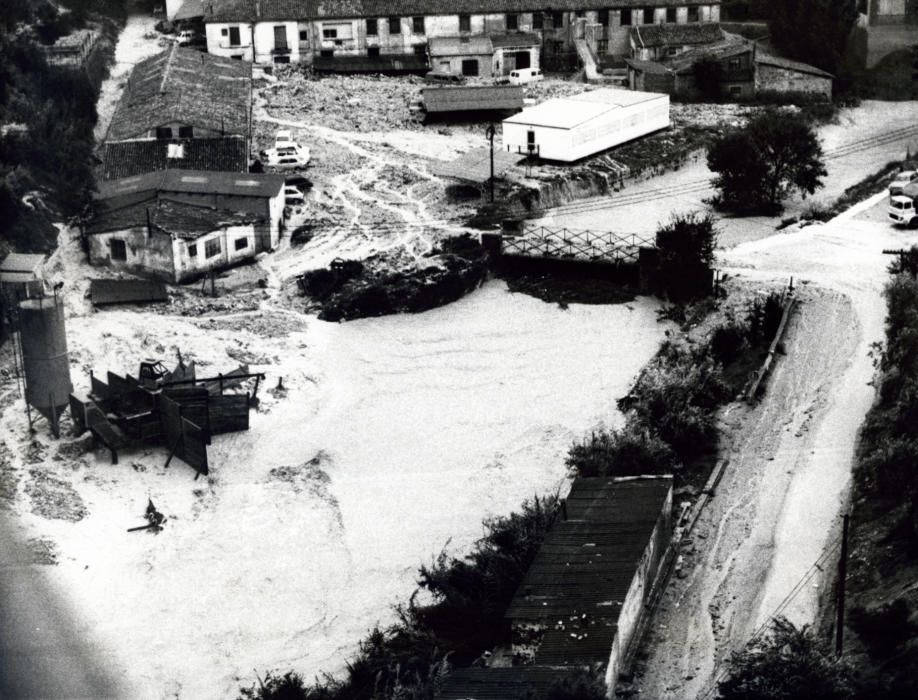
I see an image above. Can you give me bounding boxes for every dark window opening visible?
[552,11,564,28]
[155,126,172,139]
[688,6,700,22]
[389,16,401,34]
[515,50,531,69]
[412,16,425,34]
[188,243,197,257]
[274,55,290,63]
[533,13,543,30]
[205,238,221,258]
[110,239,126,261]
[229,26,240,46]
[366,18,378,36]
[231,54,243,60]
[598,9,609,25]
[299,30,308,41]
[221,28,228,36]
[575,10,585,18]
[323,28,337,39]
[414,43,426,55]
[621,10,632,26]
[274,25,287,49]
[320,49,334,57]
[462,58,478,76]
[459,14,471,32]
[178,125,193,138]
[234,238,248,251]
[666,7,677,23]
[506,13,519,31]
[368,46,380,57]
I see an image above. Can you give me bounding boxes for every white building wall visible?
[503,93,670,162]
[206,22,254,61]
[172,224,259,282]
[254,21,302,64]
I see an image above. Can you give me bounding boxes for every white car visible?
[284,185,305,205]
[889,170,918,196]
[176,30,196,46]
[508,68,544,85]
[263,144,311,169]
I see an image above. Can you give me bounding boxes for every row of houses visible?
[436,476,674,699]
[167,0,725,73]
[90,44,287,283]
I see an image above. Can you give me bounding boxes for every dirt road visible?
[635,194,918,698]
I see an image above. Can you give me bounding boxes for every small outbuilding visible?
[502,88,670,163]
[755,54,834,99]
[0,253,45,302]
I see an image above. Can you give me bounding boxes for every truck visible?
[889,182,918,228]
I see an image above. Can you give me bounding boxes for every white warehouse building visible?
[502,88,670,163]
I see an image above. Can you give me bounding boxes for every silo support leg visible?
[49,394,59,439]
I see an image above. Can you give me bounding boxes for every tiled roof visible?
[667,40,750,73]
[96,169,285,201]
[435,667,569,700]
[174,0,206,20]
[88,198,263,239]
[312,53,427,73]
[624,58,672,75]
[106,45,251,142]
[428,35,493,56]
[204,0,704,22]
[100,138,249,180]
[755,53,834,78]
[632,21,723,48]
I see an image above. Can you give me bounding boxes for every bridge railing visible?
[501,225,655,265]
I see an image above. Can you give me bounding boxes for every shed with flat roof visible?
[502,88,670,163]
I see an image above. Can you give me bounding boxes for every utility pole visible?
[485,124,496,203]
[835,513,850,657]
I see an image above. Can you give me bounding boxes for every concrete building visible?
[868,0,918,25]
[88,170,285,282]
[38,29,99,68]
[502,87,670,162]
[436,476,674,700]
[202,1,723,68]
[102,45,252,180]
[428,33,541,77]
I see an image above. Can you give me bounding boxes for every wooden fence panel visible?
[208,394,249,434]
[179,418,208,476]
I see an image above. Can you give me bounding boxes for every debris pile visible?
[25,468,88,522]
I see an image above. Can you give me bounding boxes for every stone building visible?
[754,54,834,99]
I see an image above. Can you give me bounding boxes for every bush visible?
[849,599,915,659]
[654,213,719,299]
[710,320,750,366]
[566,428,679,477]
[238,672,307,700]
[717,618,858,700]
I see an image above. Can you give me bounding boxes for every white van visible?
[508,68,543,85]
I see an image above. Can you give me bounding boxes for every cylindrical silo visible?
[19,296,72,430]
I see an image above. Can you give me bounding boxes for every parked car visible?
[284,185,305,205]
[508,68,543,85]
[424,70,465,85]
[889,170,918,196]
[262,143,311,169]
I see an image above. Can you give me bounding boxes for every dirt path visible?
[635,194,918,698]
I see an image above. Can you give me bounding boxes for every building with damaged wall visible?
[87,169,285,282]
[202,1,723,68]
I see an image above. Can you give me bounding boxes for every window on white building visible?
[389,16,401,34]
[229,26,241,46]
[412,16,425,34]
[205,238,221,258]
[110,239,126,261]
[459,14,470,32]
[506,13,519,31]
[188,243,197,257]
[367,18,378,35]
[234,238,248,251]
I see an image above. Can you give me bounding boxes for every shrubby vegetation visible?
[0,1,122,255]
[237,496,560,700]
[708,110,827,215]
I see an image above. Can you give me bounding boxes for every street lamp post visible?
[485,124,496,203]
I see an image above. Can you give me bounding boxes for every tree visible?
[708,110,827,214]
[718,618,858,700]
[566,428,679,477]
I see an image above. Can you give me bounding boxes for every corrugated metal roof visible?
[87,198,263,238]
[667,40,751,74]
[632,22,724,49]
[423,85,523,112]
[174,0,206,19]
[490,32,540,48]
[100,137,249,180]
[503,88,666,130]
[435,667,568,700]
[755,53,834,78]
[312,53,427,73]
[96,169,284,201]
[90,279,169,306]
[428,35,493,56]
[106,45,251,142]
[624,58,672,75]
[430,148,524,182]
[0,253,45,275]
[506,476,671,623]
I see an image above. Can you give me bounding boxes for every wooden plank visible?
[68,393,88,435]
[90,375,110,400]
[179,417,208,476]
